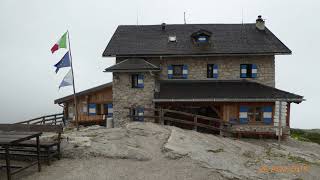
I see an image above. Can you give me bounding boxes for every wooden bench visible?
[0,124,63,165]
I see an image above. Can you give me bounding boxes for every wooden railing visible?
[15,113,64,125]
[127,107,232,135]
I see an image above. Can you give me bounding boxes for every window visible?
[197,36,208,43]
[96,104,103,115]
[172,65,183,78]
[131,74,144,88]
[104,104,113,117]
[207,64,218,78]
[103,104,108,115]
[191,30,212,45]
[247,106,263,123]
[132,107,144,121]
[132,74,139,88]
[81,101,87,114]
[88,104,97,115]
[68,104,74,119]
[240,64,257,78]
[168,65,188,79]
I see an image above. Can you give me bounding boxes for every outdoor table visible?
[0,131,42,180]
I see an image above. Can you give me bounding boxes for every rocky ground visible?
[2,122,320,180]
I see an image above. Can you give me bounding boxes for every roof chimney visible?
[161,23,166,31]
[256,15,265,31]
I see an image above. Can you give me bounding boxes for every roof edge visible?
[104,69,160,72]
[153,98,304,103]
[54,82,112,104]
[103,52,291,58]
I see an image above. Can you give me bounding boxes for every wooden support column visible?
[286,103,291,127]
[193,115,198,131]
[219,122,223,136]
[159,108,164,125]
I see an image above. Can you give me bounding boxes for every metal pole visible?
[67,30,79,130]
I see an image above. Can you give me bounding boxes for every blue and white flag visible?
[54,52,70,73]
[59,69,73,89]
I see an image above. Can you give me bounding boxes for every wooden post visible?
[129,108,133,121]
[160,108,164,125]
[219,121,223,136]
[36,136,41,172]
[193,115,198,131]
[42,117,45,125]
[54,114,57,125]
[5,145,11,180]
[278,101,282,149]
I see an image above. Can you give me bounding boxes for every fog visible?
[0,0,318,128]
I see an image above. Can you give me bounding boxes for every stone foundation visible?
[231,125,290,136]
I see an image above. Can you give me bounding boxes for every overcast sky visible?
[0,0,319,129]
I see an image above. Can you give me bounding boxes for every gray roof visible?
[54,82,112,104]
[103,24,291,57]
[154,80,303,103]
[104,58,160,72]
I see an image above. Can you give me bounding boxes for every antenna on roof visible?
[136,9,139,25]
[184,12,186,24]
[241,8,244,24]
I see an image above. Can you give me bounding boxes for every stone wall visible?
[112,72,156,127]
[231,125,290,136]
[112,55,276,126]
[158,55,275,87]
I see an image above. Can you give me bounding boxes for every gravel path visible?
[14,157,223,180]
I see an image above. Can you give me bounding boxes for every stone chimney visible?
[161,23,166,31]
[256,15,265,31]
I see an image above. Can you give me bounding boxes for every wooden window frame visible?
[172,65,184,79]
[247,106,264,124]
[240,64,253,78]
[207,64,215,78]
[96,104,103,115]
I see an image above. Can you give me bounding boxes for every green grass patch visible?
[288,153,310,164]
[291,128,320,145]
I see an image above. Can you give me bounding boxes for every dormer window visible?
[197,36,208,43]
[191,29,212,45]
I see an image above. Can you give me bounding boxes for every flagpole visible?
[67,30,79,130]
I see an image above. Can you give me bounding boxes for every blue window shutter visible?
[168,65,173,79]
[263,106,273,125]
[138,107,144,122]
[239,106,248,124]
[107,103,113,117]
[137,74,144,88]
[252,64,257,78]
[88,104,96,116]
[240,64,247,78]
[213,64,218,79]
[182,65,188,79]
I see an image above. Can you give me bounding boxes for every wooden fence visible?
[127,107,232,135]
[15,113,64,125]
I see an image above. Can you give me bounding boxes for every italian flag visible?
[51,32,67,53]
